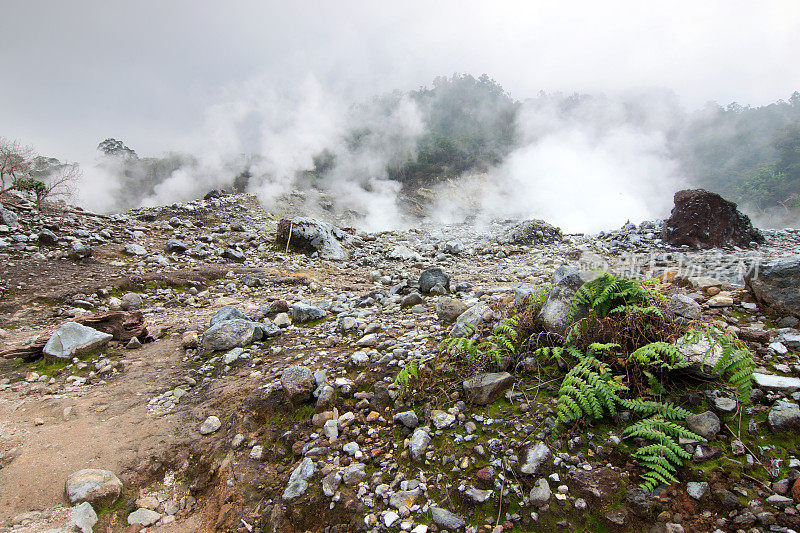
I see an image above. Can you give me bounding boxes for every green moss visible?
[298,317,327,328]
[265,404,316,427]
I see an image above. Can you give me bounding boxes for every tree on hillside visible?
[0,138,79,208]
[97,138,137,159]
[0,138,34,195]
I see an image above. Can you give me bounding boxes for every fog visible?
[3,1,800,232]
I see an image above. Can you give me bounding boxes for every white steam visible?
[76,78,687,234]
[432,94,685,232]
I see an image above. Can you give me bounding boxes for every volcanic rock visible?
[276,217,351,260]
[419,268,450,295]
[745,256,800,318]
[498,219,562,245]
[462,372,514,405]
[662,189,764,249]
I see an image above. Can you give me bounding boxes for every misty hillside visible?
[21,75,800,229]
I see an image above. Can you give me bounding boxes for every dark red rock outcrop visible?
[662,189,764,249]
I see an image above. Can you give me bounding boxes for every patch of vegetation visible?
[417,272,757,492]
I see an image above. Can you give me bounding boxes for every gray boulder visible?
[210,305,249,326]
[685,411,720,440]
[122,243,147,256]
[538,271,599,335]
[127,508,162,526]
[276,217,350,260]
[38,229,58,246]
[463,372,514,405]
[200,416,221,435]
[289,302,327,324]
[449,303,489,337]
[745,256,800,318]
[222,247,245,262]
[65,469,122,506]
[0,205,19,229]
[686,481,709,500]
[201,319,274,352]
[282,458,315,500]
[768,401,800,432]
[419,268,450,295]
[668,294,702,321]
[754,373,800,390]
[69,502,97,533]
[44,322,113,359]
[69,241,93,260]
[529,478,552,507]
[498,219,562,245]
[393,410,419,429]
[165,239,187,253]
[431,507,466,530]
[444,240,464,254]
[387,245,423,262]
[281,365,316,404]
[120,292,143,311]
[409,428,431,462]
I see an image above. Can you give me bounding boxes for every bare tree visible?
[20,162,80,209]
[0,138,34,195]
[1,138,80,209]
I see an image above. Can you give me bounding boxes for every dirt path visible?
[0,337,195,523]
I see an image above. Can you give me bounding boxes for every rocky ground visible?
[0,191,799,533]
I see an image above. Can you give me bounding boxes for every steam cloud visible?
[77,77,688,234]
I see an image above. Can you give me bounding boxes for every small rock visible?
[768,401,800,432]
[200,416,221,435]
[69,502,98,533]
[519,442,552,475]
[394,410,419,429]
[127,508,162,526]
[686,481,709,500]
[281,366,316,404]
[431,507,466,529]
[283,458,315,500]
[529,478,552,507]
[462,372,514,405]
[44,322,113,359]
[685,411,720,440]
[409,428,431,462]
[419,268,450,295]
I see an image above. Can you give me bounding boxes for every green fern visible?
[439,323,479,359]
[617,398,693,420]
[624,415,704,491]
[525,284,553,313]
[481,316,520,367]
[439,316,520,368]
[393,360,419,395]
[556,352,628,423]
[681,327,755,402]
[629,342,690,370]
[533,345,582,365]
[569,273,666,321]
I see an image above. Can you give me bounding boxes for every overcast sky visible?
[3,0,800,163]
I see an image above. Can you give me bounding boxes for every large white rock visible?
[754,373,800,390]
[65,469,122,506]
[44,322,113,359]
